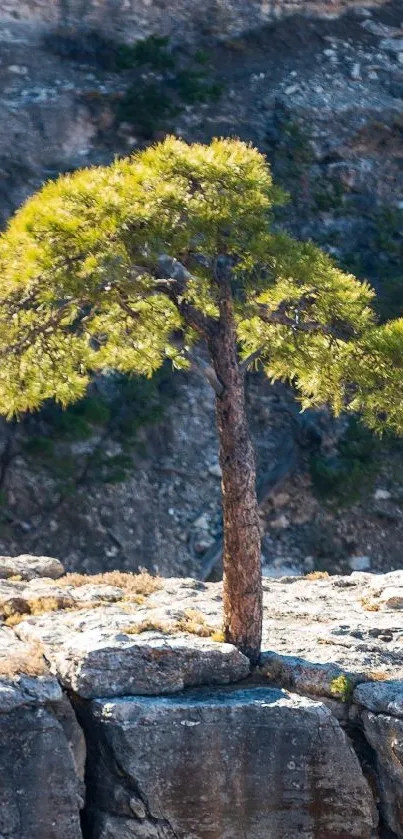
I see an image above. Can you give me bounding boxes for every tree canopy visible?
[0,135,402,432]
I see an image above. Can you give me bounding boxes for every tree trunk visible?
[208,286,262,664]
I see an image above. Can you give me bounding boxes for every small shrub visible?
[116,36,175,71]
[329,674,354,702]
[117,82,179,138]
[310,417,378,504]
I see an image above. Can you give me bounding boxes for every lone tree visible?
[1,138,403,662]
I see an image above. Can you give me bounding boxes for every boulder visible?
[0,554,65,581]
[77,685,377,839]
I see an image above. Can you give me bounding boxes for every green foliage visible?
[117,41,223,137]
[43,29,175,73]
[329,674,353,703]
[310,418,377,503]
[23,436,55,458]
[45,30,222,138]
[342,205,403,322]
[171,70,223,104]
[0,137,402,438]
[312,178,346,213]
[117,83,179,138]
[22,367,173,489]
[115,36,175,71]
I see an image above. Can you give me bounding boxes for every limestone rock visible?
[0,553,64,581]
[14,571,403,697]
[361,711,403,836]
[0,628,84,838]
[78,685,377,839]
[354,680,403,718]
[0,703,83,839]
[0,625,61,712]
[0,0,385,45]
[17,606,249,698]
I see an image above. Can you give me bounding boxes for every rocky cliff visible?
[0,0,389,42]
[0,0,402,580]
[2,554,403,837]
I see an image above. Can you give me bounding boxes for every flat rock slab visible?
[12,570,403,698]
[142,574,403,693]
[17,606,249,698]
[0,576,126,615]
[0,553,64,580]
[79,685,377,839]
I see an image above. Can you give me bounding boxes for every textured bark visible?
[208,285,262,663]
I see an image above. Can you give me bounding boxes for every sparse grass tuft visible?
[0,642,47,678]
[4,613,27,627]
[305,571,329,580]
[28,595,75,615]
[210,629,226,643]
[59,570,161,597]
[361,597,380,612]
[175,608,215,637]
[3,594,74,625]
[126,618,173,635]
[123,609,221,640]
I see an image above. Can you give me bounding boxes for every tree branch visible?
[257,303,355,340]
[0,300,80,359]
[186,351,224,397]
[157,255,217,339]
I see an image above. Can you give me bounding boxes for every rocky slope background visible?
[0,0,403,578]
[2,554,403,838]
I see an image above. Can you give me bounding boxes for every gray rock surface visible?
[0,704,83,839]
[13,571,403,699]
[0,617,84,837]
[362,711,403,837]
[0,553,65,580]
[3,569,403,836]
[17,605,249,697]
[79,685,377,839]
[354,680,403,717]
[0,0,385,44]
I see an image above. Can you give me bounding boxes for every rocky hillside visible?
[1,554,403,837]
[0,0,402,578]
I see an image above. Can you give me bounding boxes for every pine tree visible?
[1,137,402,662]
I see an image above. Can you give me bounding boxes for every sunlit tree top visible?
[0,135,402,433]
